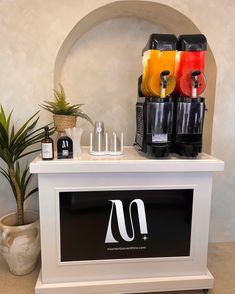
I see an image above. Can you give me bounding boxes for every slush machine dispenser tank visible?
[141,34,177,97]
[174,34,207,97]
[174,34,207,157]
[136,34,177,158]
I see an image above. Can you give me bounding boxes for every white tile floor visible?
[0,243,234,294]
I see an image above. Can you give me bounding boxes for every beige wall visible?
[60,17,169,146]
[0,0,234,242]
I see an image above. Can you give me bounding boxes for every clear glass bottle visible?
[41,126,54,160]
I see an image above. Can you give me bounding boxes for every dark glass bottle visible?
[57,135,73,159]
[41,126,54,160]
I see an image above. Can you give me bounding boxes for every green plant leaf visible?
[10,125,15,143]
[0,166,10,181]
[3,149,13,168]
[6,110,13,133]
[0,167,17,201]
[20,164,30,197]
[11,116,39,147]
[0,122,10,148]
[24,187,38,202]
[17,148,41,160]
[39,84,93,122]
[10,111,39,147]
[15,162,21,187]
[77,112,94,126]
[0,105,7,128]
[0,106,43,224]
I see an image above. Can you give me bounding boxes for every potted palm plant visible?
[0,105,52,275]
[40,84,93,134]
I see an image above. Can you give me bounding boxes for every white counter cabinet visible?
[30,147,224,294]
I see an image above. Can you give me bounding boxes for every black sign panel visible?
[59,189,193,262]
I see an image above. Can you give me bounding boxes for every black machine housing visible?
[135,96,174,158]
[173,97,206,157]
[135,96,205,158]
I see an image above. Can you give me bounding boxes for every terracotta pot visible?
[53,114,77,133]
[0,210,40,275]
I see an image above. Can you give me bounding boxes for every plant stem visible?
[8,168,24,225]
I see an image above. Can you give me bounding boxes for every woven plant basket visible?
[53,114,77,133]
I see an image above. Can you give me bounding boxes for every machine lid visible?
[177,34,207,51]
[142,34,177,54]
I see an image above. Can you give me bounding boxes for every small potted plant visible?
[0,106,52,275]
[40,84,93,134]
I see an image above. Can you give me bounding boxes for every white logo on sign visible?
[105,199,148,243]
[62,140,69,148]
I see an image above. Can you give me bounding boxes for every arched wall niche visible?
[54,0,216,153]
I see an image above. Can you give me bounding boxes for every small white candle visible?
[90,133,93,153]
[114,132,117,153]
[105,133,108,152]
[121,132,124,153]
[98,132,101,152]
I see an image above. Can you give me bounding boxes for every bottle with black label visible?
[57,135,73,159]
[41,126,54,160]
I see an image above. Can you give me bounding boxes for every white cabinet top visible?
[30,147,224,174]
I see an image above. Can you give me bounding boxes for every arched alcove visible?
[54,0,216,152]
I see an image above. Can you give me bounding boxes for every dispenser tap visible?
[160,70,170,98]
[191,70,201,98]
